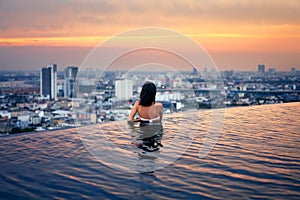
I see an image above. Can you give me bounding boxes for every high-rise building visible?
[224,70,234,79]
[40,64,57,100]
[258,64,265,73]
[291,67,296,73]
[268,68,276,73]
[193,67,198,75]
[115,79,133,100]
[64,66,78,98]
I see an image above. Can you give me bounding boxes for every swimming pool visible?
[0,103,299,199]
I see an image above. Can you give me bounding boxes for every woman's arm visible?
[127,101,139,122]
[151,103,163,123]
[159,104,163,122]
[158,103,163,122]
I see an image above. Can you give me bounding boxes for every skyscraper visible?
[115,79,133,100]
[291,67,296,73]
[64,66,78,98]
[268,68,276,73]
[258,64,265,73]
[40,64,57,100]
[193,67,198,75]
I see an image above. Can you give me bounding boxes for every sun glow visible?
[0,36,111,47]
[0,0,299,70]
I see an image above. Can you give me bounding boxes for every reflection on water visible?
[0,103,300,199]
[77,112,196,173]
[128,123,164,173]
[129,122,163,152]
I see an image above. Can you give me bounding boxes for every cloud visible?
[0,0,299,38]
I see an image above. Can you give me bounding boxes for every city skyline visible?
[0,0,299,71]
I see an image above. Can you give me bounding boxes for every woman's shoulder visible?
[154,102,163,108]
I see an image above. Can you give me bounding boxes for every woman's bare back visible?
[137,102,163,120]
[128,100,163,122]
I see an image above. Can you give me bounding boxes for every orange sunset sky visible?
[0,0,299,71]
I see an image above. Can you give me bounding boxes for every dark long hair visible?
[139,82,156,106]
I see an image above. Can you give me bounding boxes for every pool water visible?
[0,103,299,199]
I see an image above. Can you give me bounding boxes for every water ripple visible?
[0,103,300,199]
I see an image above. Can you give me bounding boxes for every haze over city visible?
[0,0,299,71]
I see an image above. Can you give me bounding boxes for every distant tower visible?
[258,64,265,73]
[291,67,296,73]
[193,67,198,75]
[224,69,234,79]
[40,64,57,100]
[64,66,78,98]
[115,79,133,100]
[268,68,276,73]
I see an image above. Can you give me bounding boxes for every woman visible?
[128,82,163,123]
